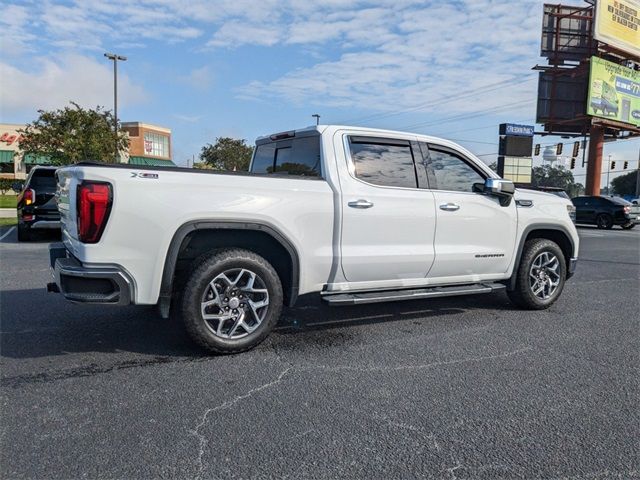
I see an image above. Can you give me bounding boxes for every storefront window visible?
[143,132,169,158]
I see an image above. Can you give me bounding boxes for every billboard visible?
[594,0,640,58]
[587,56,640,127]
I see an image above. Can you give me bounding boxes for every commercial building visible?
[0,121,175,180]
[120,122,175,167]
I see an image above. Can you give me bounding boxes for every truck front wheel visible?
[507,239,566,310]
[181,248,283,354]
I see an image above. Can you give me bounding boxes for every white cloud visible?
[2,0,588,122]
[0,4,37,56]
[234,0,550,119]
[174,114,203,123]
[0,54,148,120]
[178,66,214,91]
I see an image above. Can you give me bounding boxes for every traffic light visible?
[556,143,563,155]
[534,144,540,156]
[624,161,629,170]
[570,158,576,169]
[611,161,616,170]
[572,141,580,158]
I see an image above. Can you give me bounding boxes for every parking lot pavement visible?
[1,227,638,479]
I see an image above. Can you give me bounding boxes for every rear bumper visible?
[48,243,133,305]
[30,220,61,230]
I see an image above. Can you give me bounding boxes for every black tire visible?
[180,248,283,354]
[507,239,566,310]
[17,224,31,242]
[621,223,635,230]
[596,214,613,230]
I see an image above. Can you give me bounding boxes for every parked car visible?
[571,195,638,229]
[16,166,60,241]
[48,125,579,354]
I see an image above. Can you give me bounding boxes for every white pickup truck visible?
[49,125,579,354]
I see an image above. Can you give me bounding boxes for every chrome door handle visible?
[439,203,460,211]
[348,199,374,209]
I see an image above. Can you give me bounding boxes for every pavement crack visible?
[309,346,533,374]
[190,367,293,479]
[187,346,532,478]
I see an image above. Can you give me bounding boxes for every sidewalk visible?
[0,208,16,219]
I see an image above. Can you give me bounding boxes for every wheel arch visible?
[508,224,576,290]
[159,220,300,318]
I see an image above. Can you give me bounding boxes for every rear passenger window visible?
[348,138,417,189]
[251,136,321,176]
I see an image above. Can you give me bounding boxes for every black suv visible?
[571,195,635,230]
[16,166,60,241]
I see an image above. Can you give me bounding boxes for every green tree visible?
[18,102,129,165]
[532,164,583,197]
[0,178,13,195]
[611,170,639,197]
[199,137,253,171]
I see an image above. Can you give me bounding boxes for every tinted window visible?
[426,148,484,192]
[29,169,56,191]
[572,197,586,206]
[349,139,417,189]
[251,144,275,173]
[251,136,321,177]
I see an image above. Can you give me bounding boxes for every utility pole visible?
[104,52,127,162]
[607,154,612,195]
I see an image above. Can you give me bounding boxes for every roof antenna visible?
[312,114,320,126]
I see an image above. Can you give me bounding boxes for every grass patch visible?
[0,195,17,208]
[0,217,17,227]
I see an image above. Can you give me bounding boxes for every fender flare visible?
[508,223,576,290]
[158,220,301,316]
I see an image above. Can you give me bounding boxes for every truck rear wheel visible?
[180,248,283,354]
[507,239,566,310]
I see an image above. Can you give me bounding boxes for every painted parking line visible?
[0,227,15,241]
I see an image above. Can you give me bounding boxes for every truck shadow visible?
[0,287,515,362]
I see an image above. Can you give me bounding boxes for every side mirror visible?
[481,178,514,206]
[483,178,515,195]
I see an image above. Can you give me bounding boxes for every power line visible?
[339,76,537,125]
[401,99,535,131]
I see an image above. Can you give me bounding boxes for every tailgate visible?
[55,167,79,241]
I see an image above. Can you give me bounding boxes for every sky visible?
[0,0,638,187]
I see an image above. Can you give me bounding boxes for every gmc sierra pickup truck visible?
[49,125,579,354]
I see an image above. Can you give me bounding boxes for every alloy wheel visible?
[528,251,561,300]
[200,268,269,339]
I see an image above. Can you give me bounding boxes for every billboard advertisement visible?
[587,56,640,127]
[593,0,640,58]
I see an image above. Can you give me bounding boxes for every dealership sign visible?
[587,56,640,127]
[499,123,535,137]
[594,0,640,58]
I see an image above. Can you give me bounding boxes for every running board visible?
[322,283,506,306]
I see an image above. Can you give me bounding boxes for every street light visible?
[104,52,127,162]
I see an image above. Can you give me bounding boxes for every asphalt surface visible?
[1,226,638,479]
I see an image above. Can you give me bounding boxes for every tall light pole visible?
[104,52,127,162]
[607,154,612,195]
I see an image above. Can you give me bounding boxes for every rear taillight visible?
[23,188,35,206]
[77,182,112,243]
[624,206,631,214]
